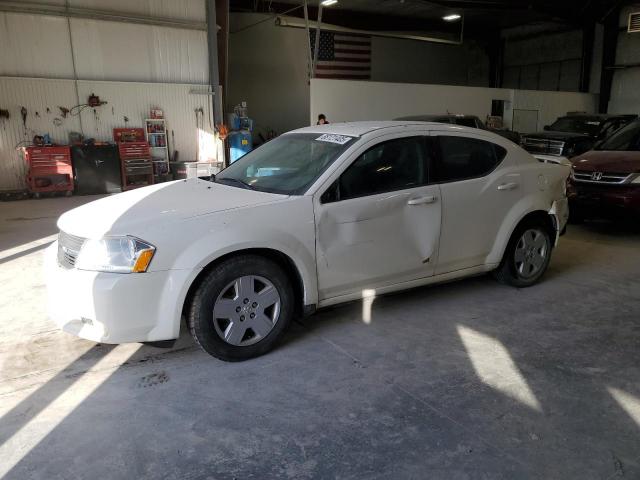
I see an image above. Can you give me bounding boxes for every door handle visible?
[407,195,437,205]
[497,182,518,191]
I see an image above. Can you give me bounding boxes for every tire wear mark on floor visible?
[137,371,170,389]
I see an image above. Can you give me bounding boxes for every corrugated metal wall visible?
[0,77,216,191]
[502,30,584,92]
[608,5,640,114]
[0,12,208,84]
[69,0,205,22]
[0,1,216,192]
[0,78,80,191]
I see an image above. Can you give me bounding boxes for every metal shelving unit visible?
[145,118,170,177]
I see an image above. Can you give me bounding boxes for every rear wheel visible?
[494,221,552,287]
[188,255,294,361]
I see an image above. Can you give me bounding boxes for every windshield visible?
[596,121,640,151]
[548,117,602,136]
[215,133,356,195]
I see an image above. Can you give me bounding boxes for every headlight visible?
[75,236,156,273]
[632,174,640,184]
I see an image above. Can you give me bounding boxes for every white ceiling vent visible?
[629,12,640,33]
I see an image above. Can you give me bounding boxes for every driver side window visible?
[321,136,427,203]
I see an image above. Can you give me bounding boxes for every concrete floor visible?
[0,196,639,480]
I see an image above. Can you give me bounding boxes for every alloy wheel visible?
[212,275,281,346]
[513,228,549,279]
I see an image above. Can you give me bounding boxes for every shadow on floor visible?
[2,268,639,479]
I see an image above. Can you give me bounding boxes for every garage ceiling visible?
[231,0,623,34]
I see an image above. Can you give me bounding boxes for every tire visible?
[188,255,294,361]
[493,220,553,288]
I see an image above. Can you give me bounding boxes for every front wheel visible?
[188,255,294,361]
[493,222,552,287]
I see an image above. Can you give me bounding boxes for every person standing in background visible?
[317,114,329,125]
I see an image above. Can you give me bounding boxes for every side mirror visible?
[543,125,551,131]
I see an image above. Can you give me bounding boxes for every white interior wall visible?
[0,77,216,191]
[310,78,598,133]
[227,13,311,140]
[512,90,598,130]
[310,78,512,124]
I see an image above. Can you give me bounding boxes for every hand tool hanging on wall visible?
[171,130,176,161]
[59,106,69,118]
[20,107,27,129]
[0,109,9,130]
[69,94,107,117]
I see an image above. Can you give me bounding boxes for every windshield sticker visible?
[315,134,353,145]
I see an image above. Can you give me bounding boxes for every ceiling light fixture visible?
[321,0,338,6]
[443,14,461,21]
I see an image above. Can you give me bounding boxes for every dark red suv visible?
[568,120,640,220]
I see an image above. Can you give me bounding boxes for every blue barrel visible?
[229,130,253,163]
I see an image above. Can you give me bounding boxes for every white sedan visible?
[46,121,569,361]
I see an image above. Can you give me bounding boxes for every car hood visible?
[58,179,288,238]
[524,131,591,141]
[571,150,640,173]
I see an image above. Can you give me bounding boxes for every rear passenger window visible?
[435,136,506,182]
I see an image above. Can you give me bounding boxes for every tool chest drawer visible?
[118,142,151,160]
[113,128,154,191]
[22,146,73,195]
[123,160,153,175]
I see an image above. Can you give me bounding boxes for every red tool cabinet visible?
[23,146,74,197]
[113,128,154,191]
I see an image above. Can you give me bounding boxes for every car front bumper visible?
[550,197,569,243]
[44,242,193,344]
[568,184,640,216]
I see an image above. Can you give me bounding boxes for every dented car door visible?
[314,134,442,301]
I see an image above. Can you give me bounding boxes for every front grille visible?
[57,231,86,269]
[522,137,565,156]
[572,170,633,185]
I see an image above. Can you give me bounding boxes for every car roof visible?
[396,114,477,121]
[561,114,637,120]
[290,121,438,137]
[287,120,512,146]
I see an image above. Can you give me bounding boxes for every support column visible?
[488,33,504,88]
[599,8,620,113]
[206,0,223,125]
[580,22,595,93]
[216,0,229,114]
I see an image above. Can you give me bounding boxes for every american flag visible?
[310,30,371,80]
